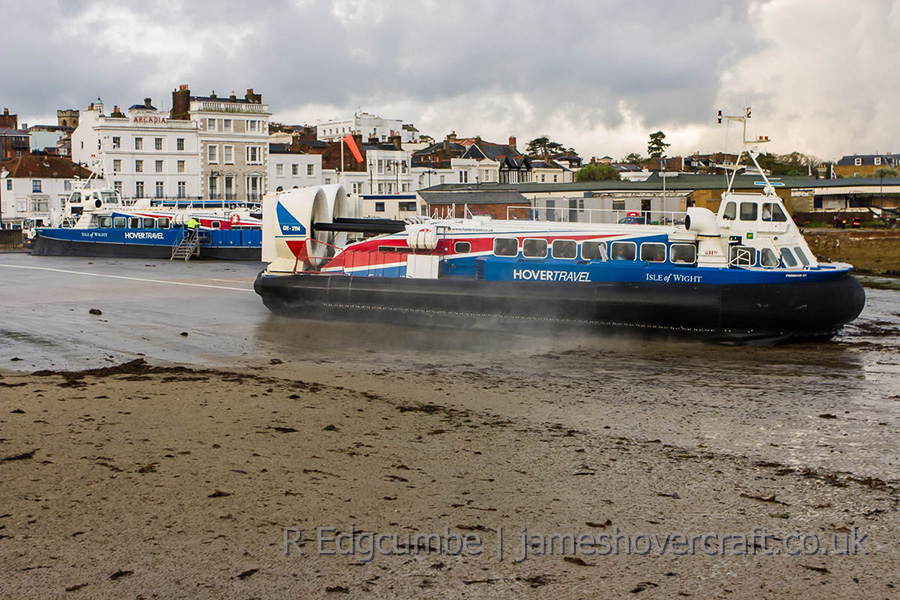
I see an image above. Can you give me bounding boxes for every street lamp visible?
[0,167,9,229]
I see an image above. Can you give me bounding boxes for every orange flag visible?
[344,135,363,164]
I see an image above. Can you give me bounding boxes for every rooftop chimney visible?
[509,136,517,148]
[144,97,152,108]
[171,85,191,120]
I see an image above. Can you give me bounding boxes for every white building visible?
[268,145,323,191]
[0,155,95,228]
[317,112,419,144]
[72,98,201,202]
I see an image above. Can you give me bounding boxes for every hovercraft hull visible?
[254,271,866,344]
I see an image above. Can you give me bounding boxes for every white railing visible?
[506,205,687,226]
[194,101,269,114]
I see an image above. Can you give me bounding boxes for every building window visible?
[307,164,314,176]
[154,138,163,151]
[292,164,299,176]
[207,118,216,131]
[155,181,164,198]
[248,120,260,132]
[208,145,218,163]
[113,159,121,173]
[209,176,218,198]
[32,180,42,193]
[176,138,185,151]
[246,146,262,164]
[155,160,163,173]
[460,171,468,183]
[177,181,186,198]
[5,180,10,191]
[223,145,234,164]
[177,160,185,174]
[377,160,384,174]
[114,181,123,196]
[375,202,385,212]
[875,157,882,166]
[31,197,49,212]
[224,176,234,199]
[112,136,121,149]
[135,181,144,197]
[135,160,143,173]
[399,201,417,212]
[854,158,862,166]
[134,137,143,150]
[352,182,363,194]
[276,164,284,177]
[378,183,384,193]
[223,119,233,132]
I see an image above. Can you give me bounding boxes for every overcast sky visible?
[2,0,899,162]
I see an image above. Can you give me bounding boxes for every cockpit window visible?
[760,248,779,267]
[793,246,810,266]
[781,248,798,267]
[762,202,787,222]
[739,202,758,221]
[723,202,737,220]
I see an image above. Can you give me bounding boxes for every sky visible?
[2,0,899,162]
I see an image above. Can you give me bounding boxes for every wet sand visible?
[1,255,899,598]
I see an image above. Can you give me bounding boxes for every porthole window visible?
[454,241,471,254]
[522,238,548,258]
[493,238,518,257]
[640,242,667,262]
[552,239,577,259]
[670,243,696,264]
[581,241,607,261]
[211,221,222,229]
[610,241,636,261]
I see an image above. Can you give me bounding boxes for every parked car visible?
[618,215,648,225]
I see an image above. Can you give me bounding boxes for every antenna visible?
[716,108,774,195]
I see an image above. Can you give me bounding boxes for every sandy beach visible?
[1,255,899,598]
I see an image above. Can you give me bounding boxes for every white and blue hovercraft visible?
[254,116,865,344]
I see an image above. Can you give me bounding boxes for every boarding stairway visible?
[171,229,200,261]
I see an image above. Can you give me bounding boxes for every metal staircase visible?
[171,229,200,261]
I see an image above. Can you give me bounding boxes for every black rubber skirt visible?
[254,272,866,344]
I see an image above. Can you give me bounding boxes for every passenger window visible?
[522,238,548,258]
[670,243,696,264]
[128,217,140,228]
[760,248,780,267]
[723,202,737,220]
[729,245,756,266]
[581,241,607,261]
[781,248,798,267]
[739,202,758,221]
[113,217,126,228]
[71,192,82,204]
[552,239,577,259]
[640,242,666,262]
[610,241,636,261]
[142,218,155,228]
[157,218,170,229]
[493,238,518,257]
[454,241,471,254]
[98,216,112,228]
[794,246,810,266]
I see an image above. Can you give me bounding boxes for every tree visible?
[874,167,899,195]
[419,134,435,145]
[526,135,565,159]
[269,122,287,134]
[575,163,621,182]
[647,131,670,159]
[621,152,645,166]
